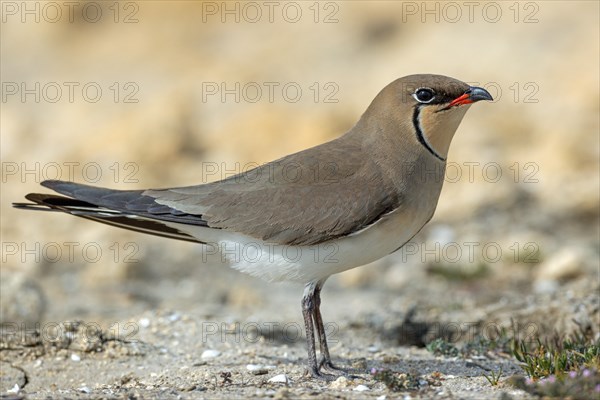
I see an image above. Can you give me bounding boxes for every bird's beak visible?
[447,86,493,108]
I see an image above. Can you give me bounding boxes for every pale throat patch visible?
[418,105,470,159]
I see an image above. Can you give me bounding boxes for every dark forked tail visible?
[13,180,208,244]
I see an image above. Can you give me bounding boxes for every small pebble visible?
[329,376,351,389]
[246,364,276,371]
[354,384,369,391]
[273,388,291,399]
[168,313,181,322]
[268,374,289,383]
[535,247,586,282]
[201,349,221,359]
[382,354,400,363]
[78,386,91,394]
[247,364,275,375]
[71,353,81,362]
[368,345,380,353]
[139,318,150,328]
[352,358,368,370]
[177,384,197,391]
[533,280,559,293]
[7,384,19,394]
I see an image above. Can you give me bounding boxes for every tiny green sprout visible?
[483,367,503,386]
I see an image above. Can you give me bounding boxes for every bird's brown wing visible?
[145,137,402,246]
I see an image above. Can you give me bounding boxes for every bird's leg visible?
[312,281,336,370]
[312,281,363,376]
[301,282,336,380]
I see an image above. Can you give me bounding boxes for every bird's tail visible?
[14,181,205,244]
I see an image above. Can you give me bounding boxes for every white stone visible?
[354,384,370,391]
[7,384,19,394]
[246,364,275,371]
[535,248,586,282]
[268,374,289,383]
[367,345,380,353]
[200,349,221,359]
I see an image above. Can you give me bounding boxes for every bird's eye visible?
[413,88,435,103]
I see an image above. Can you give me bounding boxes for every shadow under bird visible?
[15,74,493,379]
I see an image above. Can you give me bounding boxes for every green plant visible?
[509,327,600,399]
[510,368,600,400]
[511,331,599,379]
[482,367,503,386]
[426,338,459,357]
[462,328,513,356]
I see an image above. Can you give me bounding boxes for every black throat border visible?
[412,105,446,162]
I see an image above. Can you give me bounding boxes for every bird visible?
[14,74,493,379]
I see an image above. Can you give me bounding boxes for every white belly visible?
[169,203,434,284]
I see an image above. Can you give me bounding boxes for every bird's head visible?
[364,74,493,161]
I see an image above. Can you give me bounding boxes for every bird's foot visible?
[305,359,363,381]
[318,358,366,378]
[305,366,339,381]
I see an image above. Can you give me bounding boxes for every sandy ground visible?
[0,288,536,400]
[1,1,599,399]
[1,241,597,399]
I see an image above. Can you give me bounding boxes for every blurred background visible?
[1,1,598,340]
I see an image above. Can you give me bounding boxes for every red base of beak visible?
[448,93,474,107]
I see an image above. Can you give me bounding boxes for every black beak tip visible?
[468,86,493,102]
